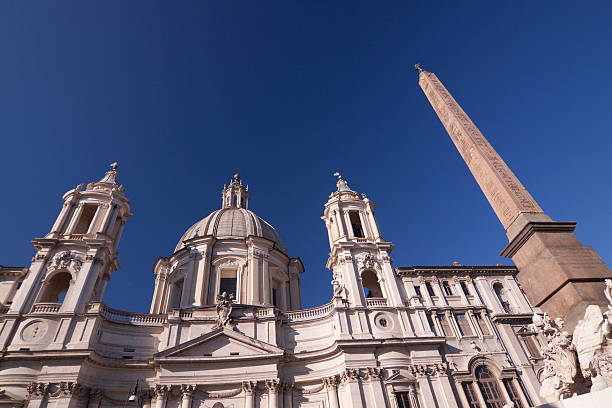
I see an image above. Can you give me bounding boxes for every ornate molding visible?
[180,384,195,396]
[26,383,48,399]
[153,385,169,397]
[265,379,280,392]
[49,251,83,273]
[242,381,257,395]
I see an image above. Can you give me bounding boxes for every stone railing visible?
[284,302,334,322]
[100,305,167,326]
[31,303,61,313]
[366,298,388,308]
[255,308,275,318]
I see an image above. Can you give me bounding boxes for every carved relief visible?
[26,383,48,399]
[530,313,587,401]
[357,253,378,271]
[21,320,48,342]
[49,251,83,273]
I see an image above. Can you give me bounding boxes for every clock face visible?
[21,320,48,342]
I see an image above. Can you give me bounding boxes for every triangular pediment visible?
[385,369,416,383]
[155,327,283,360]
[0,390,23,406]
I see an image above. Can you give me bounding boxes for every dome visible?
[175,207,287,254]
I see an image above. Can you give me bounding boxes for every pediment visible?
[385,370,416,383]
[0,390,23,406]
[155,328,283,360]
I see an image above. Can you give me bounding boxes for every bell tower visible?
[323,174,404,308]
[8,163,131,315]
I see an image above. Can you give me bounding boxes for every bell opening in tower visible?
[348,210,364,238]
[73,204,98,234]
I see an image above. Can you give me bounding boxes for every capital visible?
[242,381,257,395]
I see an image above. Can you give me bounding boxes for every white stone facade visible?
[0,169,546,408]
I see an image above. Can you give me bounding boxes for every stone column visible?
[323,376,340,408]
[180,385,195,408]
[50,201,72,235]
[194,249,208,306]
[266,380,279,408]
[365,368,387,408]
[243,381,256,408]
[65,203,85,234]
[282,383,294,408]
[340,369,364,407]
[262,252,271,305]
[416,371,436,408]
[154,385,168,408]
[140,390,153,408]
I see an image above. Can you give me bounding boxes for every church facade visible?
[0,168,546,408]
[5,68,604,408]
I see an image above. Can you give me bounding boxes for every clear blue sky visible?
[1,2,611,311]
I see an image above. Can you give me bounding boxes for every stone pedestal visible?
[502,221,612,329]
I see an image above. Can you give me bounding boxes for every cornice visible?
[500,221,577,257]
[396,265,518,277]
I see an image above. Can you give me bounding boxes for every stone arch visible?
[361,269,383,298]
[38,270,73,303]
[466,355,504,378]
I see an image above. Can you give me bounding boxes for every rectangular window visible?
[475,313,491,335]
[272,287,278,307]
[414,285,422,298]
[462,383,482,408]
[438,314,453,336]
[460,281,471,295]
[426,313,436,334]
[442,281,453,296]
[503,379,525,408]
[395,392,411,408]
[425,282,435,297]
[455,313,474,336]
[523,336,541,358]
[73,204,98,234]
[219,277,237,299]
[348,211,365,238]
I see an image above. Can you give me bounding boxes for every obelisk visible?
[417,65,612,327]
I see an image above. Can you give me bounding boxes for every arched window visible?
[361,270,383,298]
[39,272,71,303]
[475,367,506,408]
[493,283,512,313]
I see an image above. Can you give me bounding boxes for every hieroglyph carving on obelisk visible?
[418,69,543,230]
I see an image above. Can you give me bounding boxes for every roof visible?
[175,207,287,254]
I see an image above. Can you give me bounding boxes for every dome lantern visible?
[222,173,249,209]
